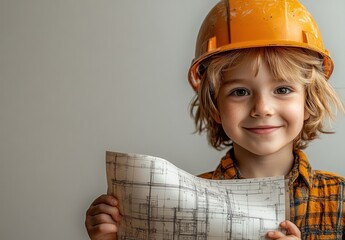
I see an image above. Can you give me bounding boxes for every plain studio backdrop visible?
[1,0,344,239]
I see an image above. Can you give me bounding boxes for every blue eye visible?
[230,88,250,96]
[275,87,292,94]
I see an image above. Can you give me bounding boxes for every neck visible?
[232,144,295,178]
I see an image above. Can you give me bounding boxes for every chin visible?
[238,143,290,157]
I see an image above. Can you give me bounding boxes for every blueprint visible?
[106,151,288,240]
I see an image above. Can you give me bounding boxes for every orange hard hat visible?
[188,0,334,91]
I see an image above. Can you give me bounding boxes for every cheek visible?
[219,103,245,123]
[283,103,306,128]
[219,104,246,135]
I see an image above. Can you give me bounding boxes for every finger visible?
[85,211,121,234]
[91,194,118,207]
[87,202,119,216]
[266,230,286,239]
[280,220,301,238]
[87,204,122,222]
[87,213,116,227]
[88,223,119,237]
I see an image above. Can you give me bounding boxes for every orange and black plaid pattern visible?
[198,150,345,239]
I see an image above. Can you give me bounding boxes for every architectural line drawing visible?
[106,151,288,240]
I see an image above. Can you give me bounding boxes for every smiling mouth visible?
[244,126,281,134]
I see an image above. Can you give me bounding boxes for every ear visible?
[304,108,310,121]
[212,110,222,124]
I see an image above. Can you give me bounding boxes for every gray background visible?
[1,0,344,239]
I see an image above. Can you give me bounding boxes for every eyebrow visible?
[221,78,248,85]
[222,77,289,85]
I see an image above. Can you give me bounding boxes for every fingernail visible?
[280,220,287,227]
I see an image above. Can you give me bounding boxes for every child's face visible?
[216,58,309,156]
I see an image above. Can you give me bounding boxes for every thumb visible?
[280,220,301,238]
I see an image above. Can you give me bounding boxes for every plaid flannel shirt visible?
[198,149,345,239]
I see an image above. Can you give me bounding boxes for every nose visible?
[250,93,275,118]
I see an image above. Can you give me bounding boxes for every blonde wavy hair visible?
[190,47,344,150]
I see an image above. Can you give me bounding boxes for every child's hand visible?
[266,220,301,239]
[85,194,122,240]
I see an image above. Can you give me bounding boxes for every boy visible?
[85,0,345,239]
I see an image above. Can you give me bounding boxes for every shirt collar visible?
[219,149,313,188]
[287,150,313,189]
[219,148,242,179]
